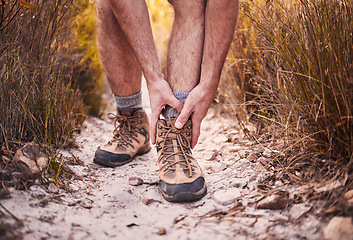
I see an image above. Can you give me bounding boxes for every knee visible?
[173,0,206,18]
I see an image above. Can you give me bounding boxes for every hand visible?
[175,84,217,149]
[147,79,183,144]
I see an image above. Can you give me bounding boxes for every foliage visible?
[219,0,353,178]
[0,0,87,182]
[72,0,105,116]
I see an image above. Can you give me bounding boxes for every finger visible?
[167,96,183,113]
[175,101,192,129]
[150,110,159,145]
[191,116,201,149]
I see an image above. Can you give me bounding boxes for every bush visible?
[219,0,353,178]
[0,0,87,174]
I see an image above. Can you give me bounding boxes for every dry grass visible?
[219,0,353,183]
[0,0,88,188]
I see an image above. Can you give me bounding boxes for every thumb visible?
[175,102,192,129]
[167,96,183,114]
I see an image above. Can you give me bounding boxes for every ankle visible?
[115,91,143,111]
[164,92,189,119]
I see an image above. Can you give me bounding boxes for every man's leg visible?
[175,0,239,148]
[93,0,150,167]
[95,0,142,98]
[156,0,239,202]
[156,0,207,202]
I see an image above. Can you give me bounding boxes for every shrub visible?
[0,0,87,178]
[219,0,353,178]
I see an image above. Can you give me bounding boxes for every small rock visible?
[212,134,229,144]
[256,195,288,210]
[69,184,79,192]
[258,157,271,166]
[322,217,353,240]
[209,162,228,173]
[156,227,166,235]
[142,197,161,205]
[262,148,272,158]
[238,150,247,159]
[29,185,48,195]
[235,217,257,227]
[213,188,242,206]
[14,141,48,174]
[247,153,258,162]
[290,203,311,220]
[344,189,353,204]
[315,180,342,193]
[129,177,144,186]
[48,183,59,194]
[204,150,218,161]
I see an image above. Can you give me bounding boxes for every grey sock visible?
[164,92,189,119]
[115,91,143,111]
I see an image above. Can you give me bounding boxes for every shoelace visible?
[158,118,194,178]
[108,112,141,149]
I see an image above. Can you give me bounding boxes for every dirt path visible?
[2,83,325,239]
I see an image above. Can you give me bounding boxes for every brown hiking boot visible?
[156,117,207,202]
[94,109,151,167]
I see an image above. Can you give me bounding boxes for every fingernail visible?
[175,121,183,129]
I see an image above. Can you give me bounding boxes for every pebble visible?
[233,217,257,227]
[14,141,48,174]
[262,148,272,158]
[212,134,229,144]
[290,203,312,220]
[156,227,166,235]
[315,180,342,193]
[238,150,247,159]
[210,162,228,173]
[256,195,288,210]
[48,183,59,194]
[212,188,242,206]
[128,177,144,186]
[247,153,258,162]
[204,150,218,161]
[344,189,353,203]
[322,217,353,240]
[258,157,271,166]
[29,185,48,195]
[69,184,79,192]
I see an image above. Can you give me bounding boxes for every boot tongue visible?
[119,110,133,117]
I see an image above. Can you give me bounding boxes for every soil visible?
[1,83,329,240]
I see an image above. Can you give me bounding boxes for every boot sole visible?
[159,183,207,202]
[93,144,151,167]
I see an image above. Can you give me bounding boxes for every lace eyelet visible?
[158,133,162,137]
[137,121,142,124]
[187,125,192,129]
[158,125,162,129]
[186,132,190,136]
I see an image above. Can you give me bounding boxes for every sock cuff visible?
[173,92,189,103]
[115,91,143,110]
[165,92,190,118]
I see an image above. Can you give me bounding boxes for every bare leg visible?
[95,0,141,97]
[175,0,240,148]
[167,0,206,91]
[200,0,239,92]
[96,0,182,143]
